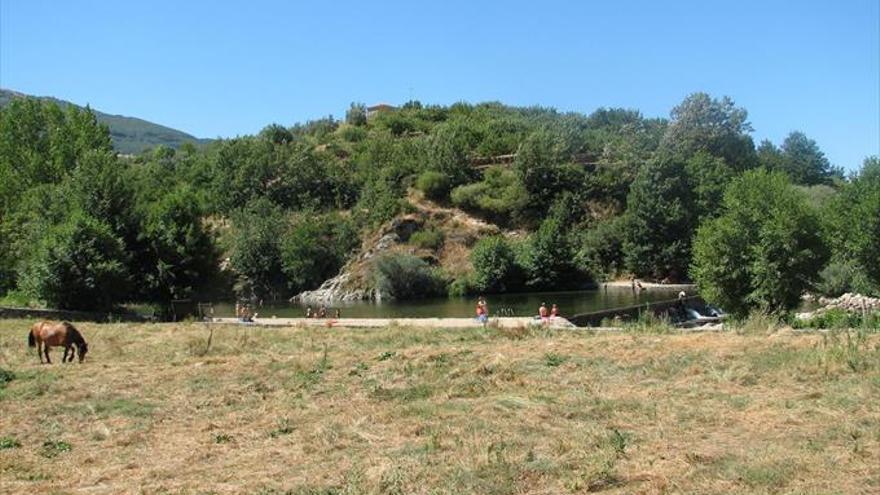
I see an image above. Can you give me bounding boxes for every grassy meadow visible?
[0,319,878,494]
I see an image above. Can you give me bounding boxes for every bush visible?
[519,199,583,290]
[416,171,452,200]
[470,236,523,293]
[450,167,528,224]
[815,260,859,297]
[793,309,880,330]
[373,253,446,300]
[20,212,130,310]
[229,198,287,299]
[409,229,444,250]
[824,157,880,295]
[691,169,829,316]
[576,216,626,281]
[447,277,474,297]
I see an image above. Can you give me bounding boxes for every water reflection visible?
[212,287,682,319]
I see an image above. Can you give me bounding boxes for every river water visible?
[209,286,684,319]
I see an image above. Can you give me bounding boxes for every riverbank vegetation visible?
[0,319,877,493]
[1,94,877,315]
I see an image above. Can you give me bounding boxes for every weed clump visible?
[0,436,21,449]
[40,439,71,458]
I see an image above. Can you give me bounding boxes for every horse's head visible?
[77,341,89,362]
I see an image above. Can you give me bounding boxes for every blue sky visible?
[1,0,878,170]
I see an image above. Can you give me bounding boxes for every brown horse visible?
[27,321,88,364]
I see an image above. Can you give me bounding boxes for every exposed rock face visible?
[293,216,426,304]
[294,271,381,304]
[294,193,501,304]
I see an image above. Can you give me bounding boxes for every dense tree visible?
[345,102,368,126]
[622,158,696,281]
[138,186,220,302]
[450,166,528,225]
[684,151,735,221]
[575,215,626,281]
[691,169,828,316]
[822,157,880,295]
[1,92,850,309]
[228,198,288,299]
[280,213,358,294]
[778,131,833,185]
[470,236,523,293]
[514,129,584,221]
[427,121,479,190]
[662,93,756,171]
[19,213,130,310]
[373,254,445,300]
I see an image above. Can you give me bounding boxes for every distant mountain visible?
[0,89,211,155]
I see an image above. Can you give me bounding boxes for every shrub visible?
[0,437,21,450]
[691,169,829,316]
[409,229,444,250]
[0,368,14,389]
[20,212,130,310]
[373,253,446,300]
[229,198,287,299]
[450,167,528,224]
[470,236,523,293]
[447,277,474,297]
[815,260,860,298]
[416,171,452,200]
[40,440,71,458]
[576,216,626,281]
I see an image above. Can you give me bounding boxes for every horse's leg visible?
[44,345,51,364]
[37,341,43,364]
[62,346,69,362]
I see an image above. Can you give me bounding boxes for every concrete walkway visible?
[209,316,577,329]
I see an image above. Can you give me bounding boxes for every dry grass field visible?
[0,319,878,494]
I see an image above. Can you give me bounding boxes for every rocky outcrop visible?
[293,216,425,304]
[294,192,501,304]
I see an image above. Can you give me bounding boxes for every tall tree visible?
[778,131,832,185]
[661,92,757,171]
[622,158,696,281]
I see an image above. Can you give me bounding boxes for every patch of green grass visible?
[0,436,22,449]
[213,433,234,444]
[0,367,14,389]
[735,459,797,489]
[543,352,568,367]
[94,398,155,418]
[40,439,71,458]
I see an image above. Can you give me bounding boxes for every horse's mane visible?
[62,321,84,344]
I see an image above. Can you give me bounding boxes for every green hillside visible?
[0,89,209,154]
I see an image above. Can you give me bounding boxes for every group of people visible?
[474,297,561,326]
[305,305,341,319]
[235,302,258,322]
[537,302,559,324]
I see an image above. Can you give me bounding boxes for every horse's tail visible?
[28,329,35,348]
